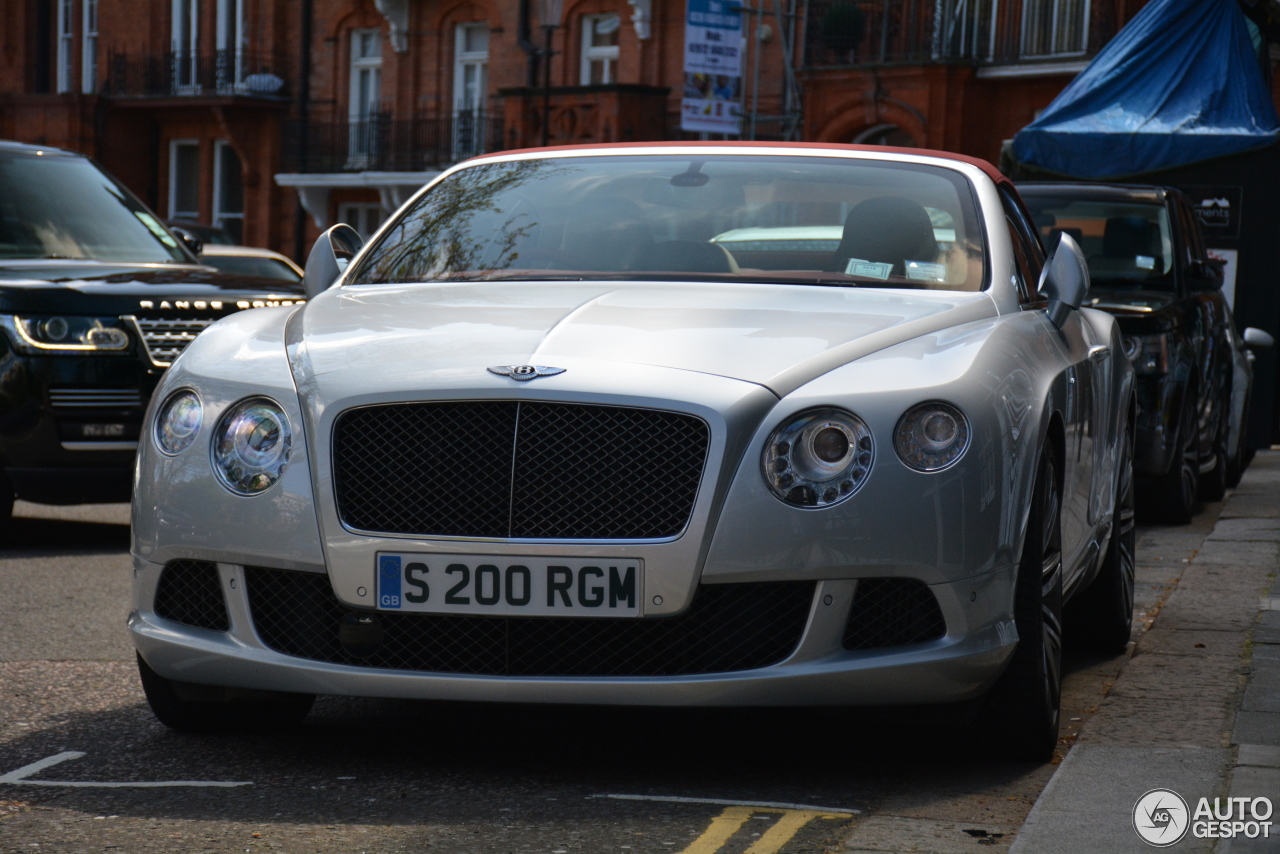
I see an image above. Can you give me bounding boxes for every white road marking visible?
[0,752,252,788]
[592,794,859,814]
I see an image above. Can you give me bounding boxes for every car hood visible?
[289,281,998,398]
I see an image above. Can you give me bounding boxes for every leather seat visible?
[831,197,939,276]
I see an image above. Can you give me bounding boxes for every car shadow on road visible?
[3,502,130,555]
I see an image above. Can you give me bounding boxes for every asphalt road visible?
[0,499,1223,854]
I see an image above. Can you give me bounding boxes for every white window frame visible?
[216,0,246,88]
[338,202,386,241]
[212,140,244,240]
[1019,0,1090,59]
[348,28,383,123]
[579,13,620,85]
[172,0,200,89]
[453,23,489,112]
[81,0,98,93]
[168,139,201,221]
[56,0,74,94]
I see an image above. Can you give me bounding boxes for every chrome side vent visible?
[49,388,143,409]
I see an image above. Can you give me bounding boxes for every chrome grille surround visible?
[333,400,712,540]
[123,316,217,367]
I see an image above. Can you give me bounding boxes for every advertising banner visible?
[680,0,742,135]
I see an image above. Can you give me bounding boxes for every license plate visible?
[375,553,643,617]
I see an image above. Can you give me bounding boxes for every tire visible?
[1198,440,1227,503]
[137,654,315,733]
[0,478,12,544]
[1225,393,1251,490]
[1141,391,1198,524]
[985,451,1064,762]
[1066,413,1136,655]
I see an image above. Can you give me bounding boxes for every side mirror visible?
[304,224,364,299]
[1038,232,1089,329]
[1243,327,1274,350]
[1187,259,1224,291]
[170,226,204,258]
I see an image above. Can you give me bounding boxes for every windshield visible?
[0,151,189,264]
[201,254,302,282]
[1020,193,1174,291]
[351,155,988,291]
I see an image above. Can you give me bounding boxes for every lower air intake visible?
[154,560,230,631]
[843,578,946,651]
[245,567,814,677]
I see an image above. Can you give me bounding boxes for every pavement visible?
[0,457,1275,852]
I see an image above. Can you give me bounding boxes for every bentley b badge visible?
[487,365,566,381]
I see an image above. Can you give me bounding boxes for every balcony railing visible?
[105,50,289,98]
[282,113,504,173]
[804,0,1115,67]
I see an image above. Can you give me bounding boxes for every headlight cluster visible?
[762,400,972,506]
[153,390,292,495]
[763,408,874,508]
[8,315,130,351]
[894,402,970,472]
[1121,333,1171,374]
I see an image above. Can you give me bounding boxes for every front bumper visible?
[130,557,1018,708]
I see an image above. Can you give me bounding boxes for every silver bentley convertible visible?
[130,143,1134,761]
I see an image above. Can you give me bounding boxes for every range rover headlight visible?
[895,402,970,472]
[154,389,203,455]
[763,407,874,508]
[212,397,292,495]
[6,315,130,352]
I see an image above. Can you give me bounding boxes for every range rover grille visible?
[333,401,710,540]
[245,566,814,677]
[129,317,217,366]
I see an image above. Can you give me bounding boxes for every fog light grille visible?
[843,578,945,650]
[154,560,229,631]
[245,566,813,676]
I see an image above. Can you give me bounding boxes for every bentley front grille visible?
[49,388,142,409]
[333,401,711,540]
[128,317,217,367]
[245,566,814,677]
[842,578,946,651]
[154,560,230,631]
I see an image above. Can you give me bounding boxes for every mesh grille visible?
[333,401,710,540]
[154,560,229,631]
[245,567,814,677]
[131,317,216,366]
[843,578,946,651]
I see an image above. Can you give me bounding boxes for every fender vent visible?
[154,560,229,631]
[843,578,945,651]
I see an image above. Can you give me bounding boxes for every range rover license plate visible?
[375,553,643,617]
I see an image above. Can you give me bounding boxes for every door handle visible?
[1087,345,1110,362]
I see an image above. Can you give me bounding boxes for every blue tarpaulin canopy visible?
[1010,0,1280,179]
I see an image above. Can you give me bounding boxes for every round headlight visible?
[212,397,292,495]
[762,408,874,508]
[895,402,971,472]
[154,389,203,455]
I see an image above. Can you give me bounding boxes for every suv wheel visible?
[1141,391,1198,524]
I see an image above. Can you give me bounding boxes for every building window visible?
[212,141,244,243]
[172,0,200,89]
[56,0,74,94]
[580,13,620,85]
[338,203,385,241]
[216,0,246,88]
[169,140,201,221]
[81,0,98,93]
[348,29,383,164]
[1021,0,1089,57]
[453,24,489,160]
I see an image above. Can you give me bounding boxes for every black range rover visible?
[0,140,303,522]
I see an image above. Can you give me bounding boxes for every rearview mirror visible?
[304,224,364,299]
[1243,327,1274,350]
[1038,232,1089,329]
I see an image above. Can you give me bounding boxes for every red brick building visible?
[0,0,1204,261]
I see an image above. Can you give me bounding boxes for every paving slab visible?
[845,816,1017,853]
[1206,518,1280,542]
[1232,712,1280,747]
[1236,744,1280,767]
[1239,663,1280,711]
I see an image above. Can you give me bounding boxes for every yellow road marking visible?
[678,806,851,854]
[677,806,754,854]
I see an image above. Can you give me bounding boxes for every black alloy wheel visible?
[137,654,315,733]
[1066,410,1136,654]
[985,451,1063,762]
[1141,390,1199,524]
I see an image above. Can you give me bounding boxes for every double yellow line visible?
[679,805,851,854]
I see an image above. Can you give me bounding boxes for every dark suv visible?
[1019,182,1261,523]
[0,140,303,523]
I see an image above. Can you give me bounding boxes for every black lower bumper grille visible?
[245,567,814,677]
[154,560,229,631]
[843,578,946,651]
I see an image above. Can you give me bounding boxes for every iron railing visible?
[804,0,1116,67]
[105,49,289,97]
[282,113,504,173]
